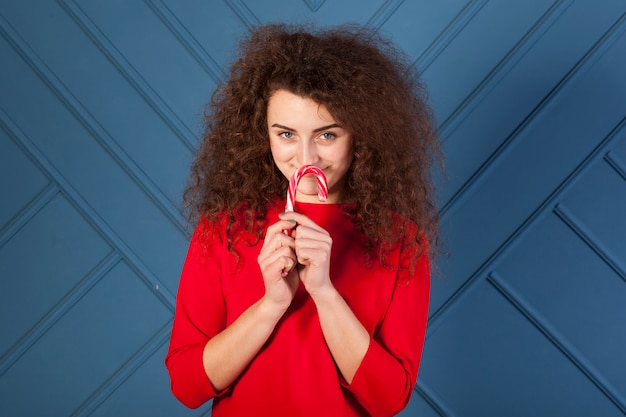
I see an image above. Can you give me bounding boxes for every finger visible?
[258,244,294,266]
[279,212,327,234]
[280,258,296,277]
[259,248,296,278]
[266,218,298,236]
[261,221,297,254]
[269,232,296,252]
[293,227,332,248]
[266,253,295,278]
[295,248,327,268]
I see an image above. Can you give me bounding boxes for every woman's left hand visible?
[280,211,370,385]
[279,212,333,296]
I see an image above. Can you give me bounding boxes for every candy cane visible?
[285,165,328,212]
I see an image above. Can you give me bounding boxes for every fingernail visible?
[278,212,285,217]
[288,220,296,224]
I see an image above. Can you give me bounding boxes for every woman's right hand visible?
[257,217,299,311]
[197,217,300,393]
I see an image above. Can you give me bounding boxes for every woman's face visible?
[267,89,353,204]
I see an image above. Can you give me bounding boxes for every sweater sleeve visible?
[165,219,226,409]
[344,248,431,417]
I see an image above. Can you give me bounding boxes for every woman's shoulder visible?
[193,197,285,242]
[384,209,430,262]
[189,213,229,248]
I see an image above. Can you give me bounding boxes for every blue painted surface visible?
[1,0,625,415]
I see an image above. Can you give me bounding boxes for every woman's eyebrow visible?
[270,123,342,132]
[313,123,341,133]
[270,123,295,131]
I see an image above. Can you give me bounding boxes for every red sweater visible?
[165,201,430,417]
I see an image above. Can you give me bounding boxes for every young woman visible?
[166,23,440,417]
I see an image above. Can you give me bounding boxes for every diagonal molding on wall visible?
[58,0,198,154]
[413,382,451,417]
[224,0,260,30]
[411,0,488,74]
[146,0,226,84]
[437,0,573,139]
[439,9,626,218]
[488,272,626,414]
[0,107,177,312]
[0,13,187,237]
[302,0,326,13]
[554,203,626,284]
[0,181,58,250]
[428,112,626,324]
[0,251,121,376]
[437,0,574,216]
[69,320,173,417]
[604,150,626,183]
[365,0,406,30]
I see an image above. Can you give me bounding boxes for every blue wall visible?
[1,1,625,416]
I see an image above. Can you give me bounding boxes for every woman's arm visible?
[202,217,300,391]
[201,294,287,391]
[282,211,370,382]
[281,211,430,417]
[309,286,370,383]
[166,217,299,407]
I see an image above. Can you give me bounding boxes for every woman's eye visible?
[319,132,336,140]
[279,131,294,139]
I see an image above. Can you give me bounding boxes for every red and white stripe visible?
[285,165,328,212]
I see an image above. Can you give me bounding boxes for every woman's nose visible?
[297,140,319,165]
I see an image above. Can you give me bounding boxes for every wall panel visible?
[1,1,624,415]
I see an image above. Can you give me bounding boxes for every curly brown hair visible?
[184,23,441,264]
